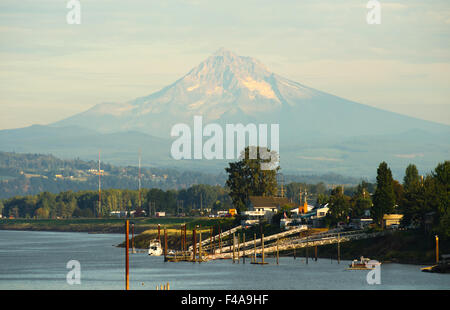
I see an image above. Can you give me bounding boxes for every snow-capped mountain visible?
[54,48,447,141]
[1,48,448,177]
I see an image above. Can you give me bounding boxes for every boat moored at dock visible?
[347,256,381,270]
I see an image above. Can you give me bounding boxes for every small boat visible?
[148,239,163,256]
[347,256,381,270]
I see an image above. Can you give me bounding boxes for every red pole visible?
[125,220,129,290]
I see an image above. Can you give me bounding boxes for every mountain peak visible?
[212,47,237,58]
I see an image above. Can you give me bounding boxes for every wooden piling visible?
[180,225,183,252]
[276,238,279,265]
[306,236,309,264]
[232,232,236,263]
[219,227,222,253]
[337,233,341,264]
[315,245,318,262]
[164,228,168,262]
[243,233,246,264]
[157,224,161,244]
[193,229,197,262]
[210,227,213,255]
[125,220,129,290]
[131,223,135,253]
[184,224,187,252]
[262,234,265,264]
[237,233,240,264]
[253,233,256,263]
[199,231,202,263]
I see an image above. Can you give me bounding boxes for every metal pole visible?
[125,220,129,290]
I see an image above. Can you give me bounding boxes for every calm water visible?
[0,230,449,290]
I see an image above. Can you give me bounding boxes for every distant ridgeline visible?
[0,151,363,200]
[0,151,227,199]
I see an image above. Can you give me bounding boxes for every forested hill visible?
[0,151,362,200]
[0,151,227,199]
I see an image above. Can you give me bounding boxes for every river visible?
[0,230,448,290]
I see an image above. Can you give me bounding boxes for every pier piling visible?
[243,233,246,264]
[276,238,279,265]
[164,228,168,262]
[193,229,197,262]
[232,232,236,263]
[337,233,341,264]
[199,231,202,263]
[262,234,265,264]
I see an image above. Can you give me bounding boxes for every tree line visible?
[0,184,234,219]
[322,161,449,238]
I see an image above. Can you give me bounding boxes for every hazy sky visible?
[1,0,449,129]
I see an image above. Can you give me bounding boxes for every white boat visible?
[148,239,163,256]
[347,256,381,270]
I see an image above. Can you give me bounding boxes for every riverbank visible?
[0,217,235,235]
[2,218,447,266]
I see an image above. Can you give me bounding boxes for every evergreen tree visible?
[372,162,395,227]
[225,146,279,213]
[403,164,420,193]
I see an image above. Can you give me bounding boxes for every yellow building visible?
[383,214,403,227]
